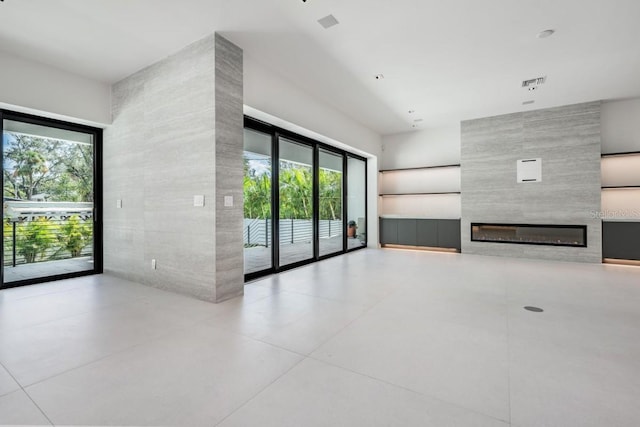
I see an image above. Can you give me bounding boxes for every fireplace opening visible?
[471,223,587,247]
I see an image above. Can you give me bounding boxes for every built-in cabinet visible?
[379,218,461,250]
[601,152,640,261]
[378,164,462,251]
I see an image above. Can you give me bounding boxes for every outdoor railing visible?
[244,218,344,247]
[3,201,94,267]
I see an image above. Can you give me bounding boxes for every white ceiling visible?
[1,0,639,135]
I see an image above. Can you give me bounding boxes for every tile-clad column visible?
[214,34,244,302]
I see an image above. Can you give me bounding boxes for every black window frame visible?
[243,116,367,281]
[0,109,103,289]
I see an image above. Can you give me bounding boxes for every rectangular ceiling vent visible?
[522,76,547,91]
[318,14,339,29]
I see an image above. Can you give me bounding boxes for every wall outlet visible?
[194,195,205,207]
[151,259,156,270]
[224,195,233,207]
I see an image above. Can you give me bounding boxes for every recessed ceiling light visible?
[374,74,385,80]
[537,29,555,39]
[318,14,339,29]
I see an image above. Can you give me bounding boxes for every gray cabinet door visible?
[603,222,640,260]
[437,219,461,250]
[380,218,398,244]
[416,220,438,247]
[397,219,417,246]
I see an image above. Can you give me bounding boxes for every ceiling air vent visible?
[318,14,339,29]
[522,76,546,91]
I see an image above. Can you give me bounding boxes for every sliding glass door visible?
[347,156,367,249]
[319,149,344,257]
[1,111,102,288]
[243,128,273,275]
[278,138,314,267]
[243,117,366,280]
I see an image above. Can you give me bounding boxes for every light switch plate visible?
[193,195,205,207]
[116,199,122,209]
[224,196,233,207]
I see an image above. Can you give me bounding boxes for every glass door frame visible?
[0,109,103,289]
[276,133,316,270]
[244,116,367,282]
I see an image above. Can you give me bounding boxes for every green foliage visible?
[279,164,312,219]
[58,215,92,257]
[16,218,58,263]
[319,168,342,220]
[243,156,342,221]
[3,133,93,202]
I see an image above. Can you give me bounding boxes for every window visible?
[243,117,367,280]
[1,110,102,288]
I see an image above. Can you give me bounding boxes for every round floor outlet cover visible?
[524,306,544,312]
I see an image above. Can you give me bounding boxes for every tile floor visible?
[0,248,639,426]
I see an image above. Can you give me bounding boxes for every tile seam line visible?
[3,292,150,333]
[212,356,307,426]
[305,354,510,425]
[0,360,54,426]
[212,278,400,425]
[17,315,210,390]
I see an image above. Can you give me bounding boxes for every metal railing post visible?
[247,225,251,246]
[12,221,17,267]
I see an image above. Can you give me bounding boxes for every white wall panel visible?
[380,194,461,219]
[379,167,460,195]
[601,154,640,187]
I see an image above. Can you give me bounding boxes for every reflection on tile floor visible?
[3,257,93,283]
[1,249,640,426]
[244,236,365,273]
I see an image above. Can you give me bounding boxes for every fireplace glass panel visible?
[471,223,587,247]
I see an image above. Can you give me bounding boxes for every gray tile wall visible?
[104,34,244,301]
[214,34,244,302]
[461,102,602,263]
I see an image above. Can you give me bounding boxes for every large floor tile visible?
[26,323,302,426]
[220,358,508,427]
[0,298,214,387]
[0,389,51,426]
[213,291,368,354]
[0,364,19,397]
[0,275,154,332]
[311,305,510,422]
[508,303,640,427]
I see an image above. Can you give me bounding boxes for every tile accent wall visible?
[214,34,244,301]
[104,34,244,302]
[461,102,602,263]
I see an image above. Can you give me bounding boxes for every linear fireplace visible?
[471,223,587,247]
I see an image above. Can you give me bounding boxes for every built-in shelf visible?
[601,151,640,157]
[379,164,460,173]
[379,164,462,219]
[602,186,640,189]
[379,192,461,196]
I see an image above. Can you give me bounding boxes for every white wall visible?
[601,98,640,154]
[243,54,382,247]
[381,126,461,170]
[0,50,111,125]
[380,126,462,222]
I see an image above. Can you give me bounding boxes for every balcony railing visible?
[3,201,94,267]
